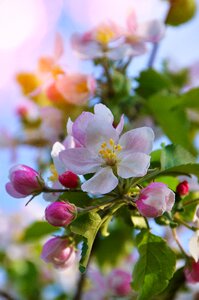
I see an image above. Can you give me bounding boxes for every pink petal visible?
[6,182,26,198]
[72,112,94,146]
[126,10,138,33]
[81,167,118,194]
[119,127,154,154]
[59,148,102,175]
[54,33,64,60]
[137,20,165,43]
[94,103,114,123]
[117,152,150,178]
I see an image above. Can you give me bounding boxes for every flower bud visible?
[45,201,76,227]
[108,269,131,296]
[6,164,44,198]
[136,182,175,218]
[184,260,199,283]
[176,180,189,196]
[41,237,76,269]
[58,171,79,189]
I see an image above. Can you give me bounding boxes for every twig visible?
[0,290,16,300]
[171,228,188,257]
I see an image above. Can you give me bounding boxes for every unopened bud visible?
[6,164,44,198]
[58,171,79,189]
[45,201,76,227]
[176,180,189,196]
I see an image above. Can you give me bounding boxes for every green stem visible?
[43,187,83,193]
[77,197,120,214]
[183,198,199,206]
[174,216,199,231]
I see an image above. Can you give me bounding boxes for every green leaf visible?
[148,93,196,154]
[136,69,172,98]
[132,230,176,300]
[180,88,199,110]
[154,176,179,190]
[161,144,195,170]
[21,221,57,242]
[95,220,134,270]
[70,212,103,272]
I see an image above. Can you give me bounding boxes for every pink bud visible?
[136,182,175,218]
[108,269,131,296]
[176,180,189,196]
[45,201,76,227]
[184,260,199,283]
[6,164,44,198]
[41,237,76,269]
[58,171,79,189]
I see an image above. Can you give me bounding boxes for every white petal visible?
[137,20,165,43]
[94,103,114,123]
[66,118,73,135]
[119,127,154,154]
[81,167,118,194]
[117,152,150,178]
[51,142,65,174]
[116,114,124,135]
[86,118,119,152]
[59,148,102,175]
[72,111,94,146]
[189,233,199,262]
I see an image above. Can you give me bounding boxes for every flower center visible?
[49,164,59,182]
[76,81,89,94]
[98,138,122,166]
[95,26,115,44]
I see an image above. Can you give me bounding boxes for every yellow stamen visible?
[95,26,115,45]
[98,138,122,166]
[76,81,89,94]
[48,164,59,182]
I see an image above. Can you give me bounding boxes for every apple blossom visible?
[55,73,96,105]
[107,269,131,296]
[6,165,44,198]
[136,182,175,218]
[71,11,165,61]
[184,260,199,283]
[41,237,76,269]
[45,201,76,227]
[59,103,154,194]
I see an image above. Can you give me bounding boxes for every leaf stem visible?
[77,197,120,214]
[183,198,199,207]
[174,216,199,231]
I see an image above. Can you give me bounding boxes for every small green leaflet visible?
[132,230,176,300]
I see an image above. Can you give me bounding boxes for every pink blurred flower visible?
[107,269,131,296]
[55,73,96,105]
[6,164,44,198]
[45,201,76,227]
[184,260,199,283]
[41,237,76,269]
[59,104,154,194]
[71,11,165,60]
[136,182,175,218]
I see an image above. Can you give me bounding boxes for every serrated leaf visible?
[132,230,176,300]
[21,221,57,242]
[70,212,102,272]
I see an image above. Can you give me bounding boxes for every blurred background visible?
[0,0,199,299]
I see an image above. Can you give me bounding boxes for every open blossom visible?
[71,11,165,60]
[184,260,199,283]
[107,269,131,296]
[45,201,76,227]
[136,182,175,218]
[54,73,96,105]
[41,237,76,269]
[59,104,154,194]
[6,165,44,198]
